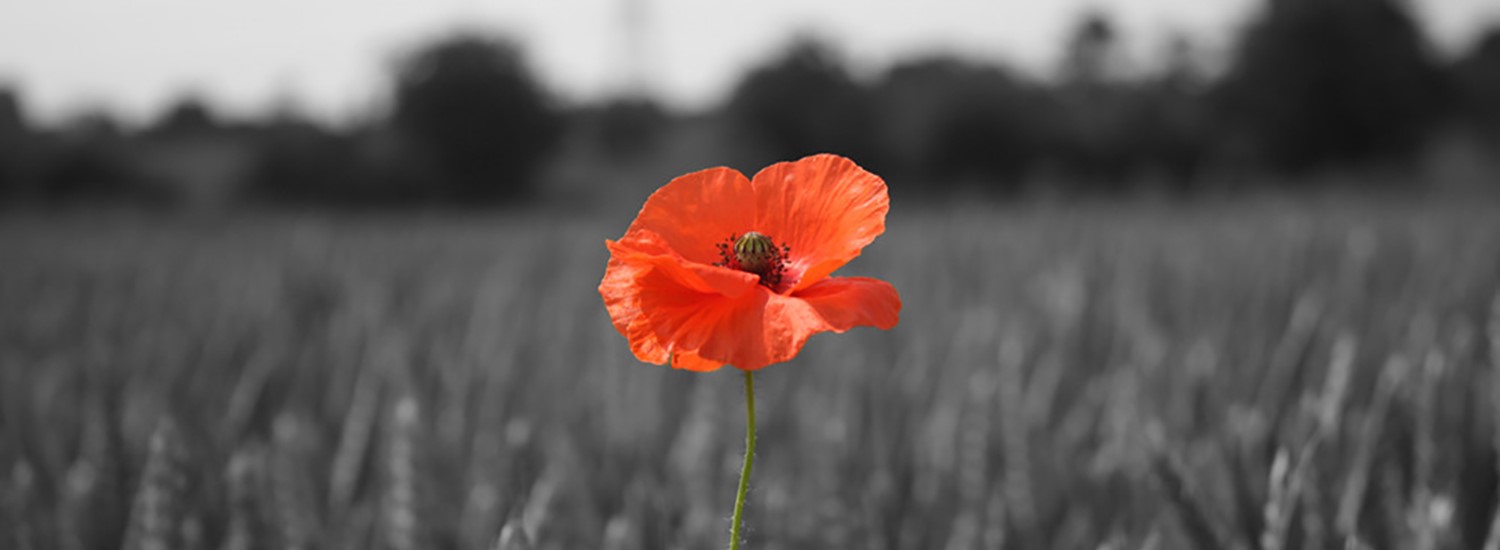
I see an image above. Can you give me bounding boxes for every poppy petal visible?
[726,278,900,369]
[792,276,902,331]
[609,232,758,298]
[751,154,889,291]
[669,350,725,372]
[599,254,669,364]
[637,276,897,371]
[635,267,773,366]
[625,167,757,266]
[602,230,759,366]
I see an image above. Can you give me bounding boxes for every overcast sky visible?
[1,0,1496,125]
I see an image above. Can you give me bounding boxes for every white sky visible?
[1,0,1496,125]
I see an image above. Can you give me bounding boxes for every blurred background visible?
[5,1,1500,549]
[1,0,1497,208]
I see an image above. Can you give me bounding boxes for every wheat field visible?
[2,197,1499,550]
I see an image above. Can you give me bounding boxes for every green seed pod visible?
[733,232,778,276]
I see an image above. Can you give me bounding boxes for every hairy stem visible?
[729,370,757,550]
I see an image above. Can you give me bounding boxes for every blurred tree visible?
[1124,35,1213,191]
[725,37,878,170]
[244,117,361,204]
[38,112,166,203]
[1051,10,1137,188]
[874,57,1048,194]
[147,95,221,138]
[0,87,32,202]
[391,33,562,203]
[1452,27,1500,143]
[596,97,668,160]
[1060,10,1123,86]
[1217,0,1444,174]
[244,110,432,207]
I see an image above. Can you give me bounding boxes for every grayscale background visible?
[3,1,1500,548]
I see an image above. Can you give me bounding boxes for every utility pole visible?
[620,0,651,100]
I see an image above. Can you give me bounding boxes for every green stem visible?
[729,369,757,550]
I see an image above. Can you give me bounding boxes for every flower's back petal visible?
[626,167,757,266]
[793,277,902,331]
[751,154,889,291]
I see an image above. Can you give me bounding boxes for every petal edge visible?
[751,154,890,291]
[792,276,901,331]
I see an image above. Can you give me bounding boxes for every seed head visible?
[716,231,790,289]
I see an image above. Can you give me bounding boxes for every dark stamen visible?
[716,232,789,289]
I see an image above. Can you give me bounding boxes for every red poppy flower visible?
[600,154,901,371]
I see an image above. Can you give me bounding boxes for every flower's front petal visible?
[610,231,758,298]
[724,278,900,369]
[792,276,901,331]
[751,154,889,291]
[599,252,669,365]
[636,268,778,369]
[602,230,762,367]
[626,166,758,266]
[669,350,725,372]
[638,276,895,371]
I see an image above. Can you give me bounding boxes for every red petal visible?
[599,251,669,365]
[635,269,777,369]
[669,350,725,372]
[791,276,902,331]
[751,154,889,291]
[602,231,759,366]
[625,166,757,266]
[609,231,758,298]
[636,275,900,371]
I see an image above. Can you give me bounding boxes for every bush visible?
[0,88,31,203]
[1452,27,1500,142]
[874,57,1049,195]
[1217,0,1444,174]
[390,33,563,203]
[36,114,170,204]
[724,38,878,170]
[595,97,668,160]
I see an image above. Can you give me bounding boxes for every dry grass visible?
[2,197,1498,549]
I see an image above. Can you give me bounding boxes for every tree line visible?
[1,0,1497,208]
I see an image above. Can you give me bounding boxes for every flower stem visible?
[730,369,757,550]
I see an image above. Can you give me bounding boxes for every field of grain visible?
[3,198,1499,550]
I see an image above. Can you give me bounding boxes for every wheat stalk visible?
[270,413,320,550]
[219,445,266,550]
[494,522,533,550]
[3,459,39,550]
[122,416,187,550]
[329,363,382,515]
[1481,293,1500,550]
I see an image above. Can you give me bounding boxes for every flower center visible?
[716,231,790,288]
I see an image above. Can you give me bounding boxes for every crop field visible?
[3,198,1500,550]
